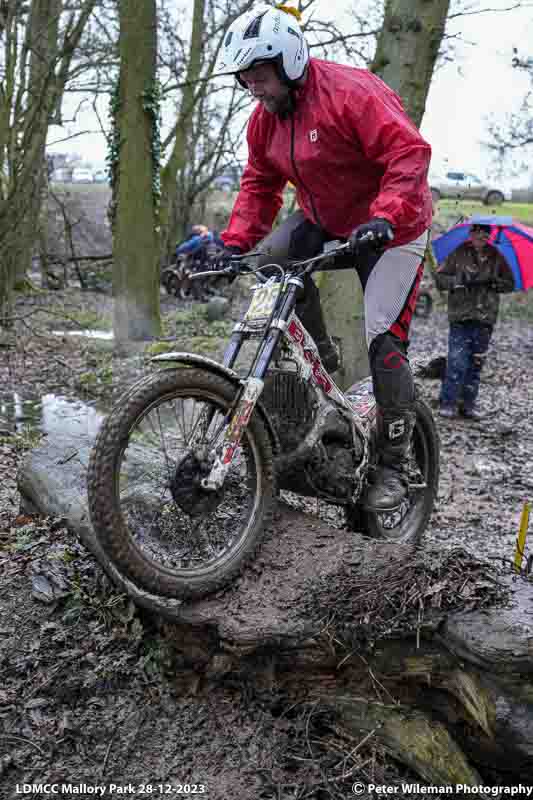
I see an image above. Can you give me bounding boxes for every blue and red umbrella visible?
[432,215,533,291]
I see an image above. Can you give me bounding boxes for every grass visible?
[144,304,233,360]
[435,199,533,226]
[45,306,113,332]
[162,303,233,340]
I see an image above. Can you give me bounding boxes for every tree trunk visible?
[319,0,450,387]
[159,0,206,262]
[1,0,61,303]
[315,270,369,389]
[113,0,161,342]
[371,0,451,127]
[0,0,96,317]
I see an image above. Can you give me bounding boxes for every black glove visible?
[210,245,241,267]
[212,245,244,280]
[349,218,394,253]
[223,244,244,257]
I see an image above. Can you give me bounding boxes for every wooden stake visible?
[514,501,531,573]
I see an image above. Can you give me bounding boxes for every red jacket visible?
[222,59,432,251]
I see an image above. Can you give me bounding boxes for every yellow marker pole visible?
[514,501,531,573]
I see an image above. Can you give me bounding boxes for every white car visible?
[92,169,109,184]
[71,168,94,183]
[429,170,512,205]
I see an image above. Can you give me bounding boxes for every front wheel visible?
[347,396,439,545]
[87,368,276,599]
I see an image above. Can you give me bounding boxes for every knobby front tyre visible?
[87,367,276,599]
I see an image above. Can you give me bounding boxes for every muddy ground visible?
[1,276,533,798]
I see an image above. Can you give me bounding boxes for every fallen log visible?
[17,432,533,783]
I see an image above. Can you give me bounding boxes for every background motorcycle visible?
[161,253,203,300]
[88,242,439,600]
[161,242,228,302]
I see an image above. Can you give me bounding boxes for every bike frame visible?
[200,261,374,498]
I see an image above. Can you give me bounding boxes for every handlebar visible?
[189,237,384,284]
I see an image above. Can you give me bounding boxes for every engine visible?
[261,369,364,502]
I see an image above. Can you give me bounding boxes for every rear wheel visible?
[87,368,276,599]
[166,273,181,297]
[485,191,504,206]
[346,396,439,545]
[161,270,174,294]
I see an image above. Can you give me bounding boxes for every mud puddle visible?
[0,392,105,438]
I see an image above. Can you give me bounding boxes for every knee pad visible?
[369,332,415,409]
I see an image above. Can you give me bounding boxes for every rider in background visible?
[175,225,223,263]
[215,4,432,512]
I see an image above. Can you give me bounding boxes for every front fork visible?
[200,280,301,491]
[200,376,265,490]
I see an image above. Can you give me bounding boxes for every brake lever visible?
[189,267,233,280]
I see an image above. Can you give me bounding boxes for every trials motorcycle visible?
[87,241,439,599]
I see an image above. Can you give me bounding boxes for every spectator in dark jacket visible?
[436,224,514,420]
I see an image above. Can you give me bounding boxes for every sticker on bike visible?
[244,280,281,327]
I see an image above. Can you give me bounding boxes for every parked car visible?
[92,169,109,184]
[429,170,511,205]
[71,168,94,183]
[50,168,73,183]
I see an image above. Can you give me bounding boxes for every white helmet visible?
[216,4,309,86]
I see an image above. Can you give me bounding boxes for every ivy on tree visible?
[107,77,163,229]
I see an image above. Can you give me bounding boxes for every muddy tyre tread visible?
[87,367,276,599]
[360,395,440,545]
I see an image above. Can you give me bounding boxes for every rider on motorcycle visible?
[175,225,223,266]
[215,4,433,512]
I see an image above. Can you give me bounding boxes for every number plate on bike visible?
[243,283,281,326]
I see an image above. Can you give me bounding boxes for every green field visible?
[435,199,533,227]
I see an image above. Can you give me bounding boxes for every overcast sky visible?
[419,0,533,184]
[49,0,533,185]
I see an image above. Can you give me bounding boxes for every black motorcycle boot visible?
[295,277,339,373]
[365,331,417,512]
[364,409,415,512]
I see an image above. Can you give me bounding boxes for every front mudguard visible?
[150,351,280,456]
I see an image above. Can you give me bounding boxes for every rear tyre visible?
[485,191,504,206]
[161,270,173,294]
[87,368,276,599]
[346,396,439,545]
[166,274,181,297]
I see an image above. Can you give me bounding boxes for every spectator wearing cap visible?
[435,224,514,420]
